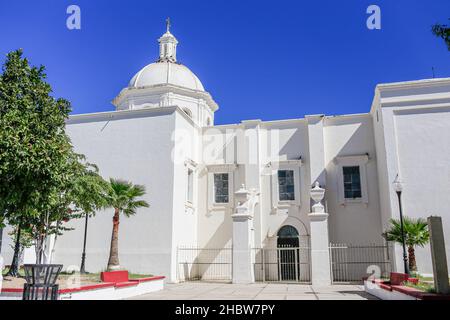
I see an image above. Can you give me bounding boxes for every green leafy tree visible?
[432,20,450,50]
[26,153,80,264]
[103,179,149,271]
[0,49,90,272]
[68,163,109,270]
[26,157,107,264]
[383,217,430,272]
[70,164,109,220]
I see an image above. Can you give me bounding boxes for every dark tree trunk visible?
[107,208,120,270]
[6,226,22,277]
[80,214,89,274]
[408,245,417,272]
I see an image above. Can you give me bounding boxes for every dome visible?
[128,61,205,92]
[113,19,219,115]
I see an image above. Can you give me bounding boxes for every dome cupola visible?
[157,18,178,63]
[112,19,218,127]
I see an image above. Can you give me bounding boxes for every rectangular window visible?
[186,168,193,203]
[343,166,362,199]
[278,170,295,201]
[214,173,229,203]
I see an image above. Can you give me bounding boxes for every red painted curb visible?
[59,282,116,294]
[1,275,165,294]
[1,288,24,293]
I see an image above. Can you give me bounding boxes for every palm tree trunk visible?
[408,245,417,272]
[107,208,121,270]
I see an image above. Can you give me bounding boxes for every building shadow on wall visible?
[179,217,232,282]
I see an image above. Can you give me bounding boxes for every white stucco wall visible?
[197,125,235,249]
[393,107,450,273]
[0,226,14,265]
[170,111,201,280]
[198,119,312,252]
[53,108,178,279]
[323,114,383,244]
[260,120,311,247]
[373,79,450,275]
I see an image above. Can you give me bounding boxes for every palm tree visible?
[432,20,450,51]
[383,217,430,272]
[104,179,149,271]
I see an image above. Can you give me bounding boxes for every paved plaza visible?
[129,282,378,300]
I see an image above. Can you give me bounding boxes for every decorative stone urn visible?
[234,184,251,216]
[310,181,325,213]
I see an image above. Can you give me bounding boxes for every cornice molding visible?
[334,154,369,165]
[206,163,238,172]
[66,106,178,124]
[266,159,302,168]
[112,83,219,113]
[376,78,450,91]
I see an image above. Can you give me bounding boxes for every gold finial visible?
[166,17,171,32]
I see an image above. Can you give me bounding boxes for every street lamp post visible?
[393,175,409,276]
[80,213,89,274]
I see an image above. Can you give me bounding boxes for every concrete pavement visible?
[129,282,378,300]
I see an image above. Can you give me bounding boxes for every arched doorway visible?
[277,225,301,281]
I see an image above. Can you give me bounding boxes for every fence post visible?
[329,243,333,284]
[176,246,179,282]
[262,249,266,282]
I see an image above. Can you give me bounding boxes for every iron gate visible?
[177,246,232,282]
[253,246,311,283]
[329,243,392,283]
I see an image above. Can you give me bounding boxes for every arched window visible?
[183,108,192,118]
[277,225,299,247]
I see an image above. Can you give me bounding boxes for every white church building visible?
[2,23,450,285]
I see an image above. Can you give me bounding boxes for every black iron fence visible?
[329,243,392,283]
[177,246,232,282]
[253,246,311,283]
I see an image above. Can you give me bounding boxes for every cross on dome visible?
[166,17,171,33]
[158,18,178,63]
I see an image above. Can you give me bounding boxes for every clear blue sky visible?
[0,0,449,125]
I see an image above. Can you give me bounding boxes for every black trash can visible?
[22,264,63,300]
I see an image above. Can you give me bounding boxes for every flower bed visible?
[364,272,450,300]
